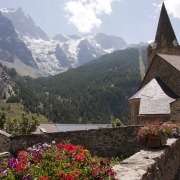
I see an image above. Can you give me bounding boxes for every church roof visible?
[130,77,179,115]
[158,54,180,71]
[154,2,179,49]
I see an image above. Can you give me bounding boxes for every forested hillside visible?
[6,47,147,124]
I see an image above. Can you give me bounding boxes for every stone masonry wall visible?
[113,138,180,180]
[8,126,141,158]
[141,55,180,96]
[138,114,170,124]
[147,46,180,67]
[171,99,180,122]
[129,99,140,125]
[0,130,11,152]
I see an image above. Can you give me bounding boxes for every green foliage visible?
[0,112,6,129]
[4,47,147,124]
[6,95,20,103]
[111,117,123,127]
[141,46,148,72]
[29,48,143,124]
[0,112,39,135]
[6,68,17,78]
[1,67,40,114]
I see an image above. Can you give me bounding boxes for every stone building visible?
[129,2,180,124]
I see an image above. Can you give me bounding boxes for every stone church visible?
[129,2,180,125]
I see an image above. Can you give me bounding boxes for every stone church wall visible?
[171,99,180,122]
[141,55,180,96]
[129,99,140,124]
[147,46,180,66]
[138,114,170,124]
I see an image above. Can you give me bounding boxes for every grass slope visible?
[0,100,49,123]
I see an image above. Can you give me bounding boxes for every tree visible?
[0,112,6,129]
[4,113,39,135]
[19,113,39,135]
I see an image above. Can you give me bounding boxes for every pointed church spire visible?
[154,2,179,49]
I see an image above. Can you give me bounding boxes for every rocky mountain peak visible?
[0,13,18,39]
[0,6,130,77]
[2,7,49,40]
[0,13,37,67]
[15,7,24,17]
[95,33,127,50]
[0,67,14,99]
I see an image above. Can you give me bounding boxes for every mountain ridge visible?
[10,47,146,124]
[0,7,128,77]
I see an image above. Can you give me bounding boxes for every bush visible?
[111,118,123,127]
[0,142,116,179]
[137,122,177,147]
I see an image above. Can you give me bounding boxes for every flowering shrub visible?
[0,142,116,179]
[137,122,177,146]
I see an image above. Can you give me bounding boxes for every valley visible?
[0,6,147,125]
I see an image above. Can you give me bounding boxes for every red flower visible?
[57,170,64,178]
[15,163,25,172]
[56,143,64,149]
[18,150,28,165]
[40,176,50,180]
[64,143,76,154]
[92,168,100,177]
[18,151,28,157]
[90,162,97,166]
[65,173,78,180]
[75,153,85,162]
[55,154,61,160]
[68,163,74,168]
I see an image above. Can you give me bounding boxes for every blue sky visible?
[0,0,179,44]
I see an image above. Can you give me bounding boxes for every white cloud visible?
[148,40,154,45]
[64,0,121,33]
[155,0,180,19]
[164,0,180,18]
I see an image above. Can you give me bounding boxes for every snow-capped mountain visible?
[0,11,37,68]
[0,7,127,77]
[2,7,49,40]
[20,34,111,76]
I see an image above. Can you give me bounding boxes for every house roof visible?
[130,77,179,115]
[33,124,111,134]
[158,54,180,71]
[56,124,111,132]
[33,124,59,134]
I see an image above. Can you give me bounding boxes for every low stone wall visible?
[113,138,180,180]
[9,126,141,158]
[0,130,11,152]
[2,127,180,179]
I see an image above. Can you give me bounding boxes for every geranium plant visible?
[0,141,116,179]
[137,122,177,147]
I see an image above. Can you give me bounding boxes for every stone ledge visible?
[113,138,179,180]
[0,152,10,158]
[0,130,11,137]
